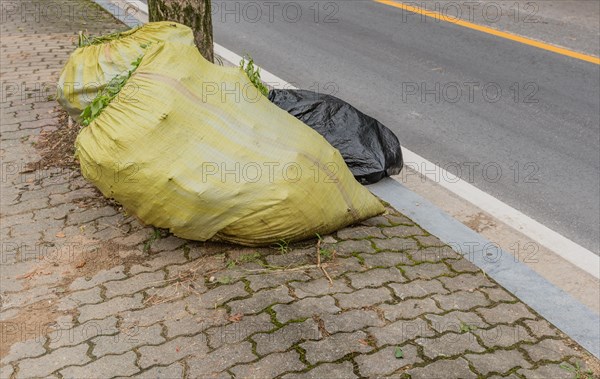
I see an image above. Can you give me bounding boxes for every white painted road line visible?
[215,42,600,279]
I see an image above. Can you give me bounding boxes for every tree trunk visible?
[147,0,214,63]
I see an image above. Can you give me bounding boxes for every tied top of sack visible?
[57,21,195,122]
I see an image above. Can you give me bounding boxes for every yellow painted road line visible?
[375,0,600,65]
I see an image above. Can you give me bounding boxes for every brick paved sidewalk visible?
[1,1,599,378]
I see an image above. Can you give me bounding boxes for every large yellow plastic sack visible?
[74,42,384,246]
[57,22,194,122]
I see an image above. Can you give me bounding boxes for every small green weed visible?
[143,228,162,253]
[239,55,268,97]
[78,29,132,47]
[274,240,290,255]
[459,321,477,333]
[559,361,595,379]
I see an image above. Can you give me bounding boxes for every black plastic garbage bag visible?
[268,89,403,184]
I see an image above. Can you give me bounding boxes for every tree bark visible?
[147,0,214,62]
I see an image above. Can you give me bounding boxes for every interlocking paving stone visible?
[15,343,90,379]
[112,229,152,247]
[521,338,580,362]
[246,271,311,292]
[523,319,558,338]
[416,332,486,359]
[121,299,189,326]
[1,337,46,364]
[281,361,358,379]
[138,334,209,369]
[290,278,352,298]
[402,263,450,280]
[465,349,532,376]
[478,302,537,324]
[319,257,365,278]
[164,308,228,338]
[65,206,116,225]
[129,250,187,275]
[206,312,273,349]
[56,286,103,310]
[0,365,14,379]
[186,341,255,377]
[2,287,56,309]
[228,286,294,314]
[78,293,144,323]
[406,358,477,379]
[385,214,414,225]
[381,225,426,238]
[265,248,314,267]
[438,274,495,291]
[150,236,187,252]
[409,246,460,263]
[432,290,490,311]
[321,309,385,333]
[346,267,405,288]
[333,239,375,256]
[253,319,321,356]
[367,317,435,346]
[372,238,420,253]
[229,351,305,378]
[337,225,385,240]
[335,287,393,309]
[360,215,391,227]
[92,324,165,358]
[426,311,489,333]
[518,363,579,379]
[301,331,373,364]
[129,362,185,378]
[446,257,482,273]
[380,298,442,321]
[388,279,448,299]
[69,266,126,291]
[355,344,422,377]
[480,286,517,302]
[60,351,139,378]
[474,324,535,348]
[413,235,448,247]
[49,316,118,349]
[273,296,340,324]
[186,281,248,311]
[104,271,165,298]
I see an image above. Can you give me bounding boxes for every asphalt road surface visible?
[209,0,600,255]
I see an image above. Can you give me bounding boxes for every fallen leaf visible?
[358,339,370,346]
[394,346,403,359]
[55,231,65,238]
[228,313,243,322]
[75,260,86,268]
